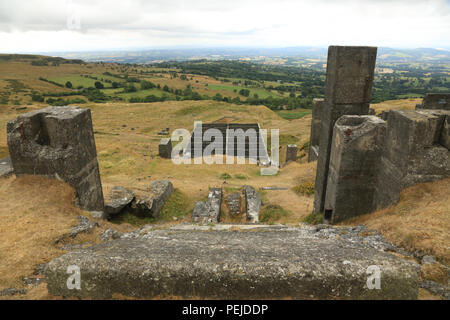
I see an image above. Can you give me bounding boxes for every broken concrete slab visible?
[45,226,419,299]
[130,180,173,218]
[225,192,241,217]
[0,156,13,178]
[104,186,134,216]
[243,185,261,223]
[191,188,222,224]
[6,106,104,211]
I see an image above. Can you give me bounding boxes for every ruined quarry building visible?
[313,46,378,214]
[7,106,104,211]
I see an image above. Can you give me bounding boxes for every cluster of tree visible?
[45,97,86,105]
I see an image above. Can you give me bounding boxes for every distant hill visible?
[35,47,450,64]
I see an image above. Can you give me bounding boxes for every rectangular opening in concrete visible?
[324,209,333,222]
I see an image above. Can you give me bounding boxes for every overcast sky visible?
[1,0,449,53]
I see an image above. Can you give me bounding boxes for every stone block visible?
[243,185,261,223]
[104,186,134,216]
[285,144,298,163]
[191,188,222,224]
[6,106,104,211]
[159,138,172,159]
[324,116,386,223]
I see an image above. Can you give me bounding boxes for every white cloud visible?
[0,0,449,52]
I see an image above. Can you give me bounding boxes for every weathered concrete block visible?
[243,185,261,223]
[285,144,298,163]
[416,93,450,110]
[104,186,134,216]
[308,98,323,162]
[158,138,172,159]
[373,110,450,209]
[0,157,13,178]
[324,116,386,223]
[314,46,377,214]
[130,180,173,218]
[44,226,419,299]
[6,106,104,211]
[191,188,222,224]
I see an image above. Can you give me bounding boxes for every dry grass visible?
[345,178,450,264]
[370,98,420,114]
[0,176,80,289]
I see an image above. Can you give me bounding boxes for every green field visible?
[207,83,285,99]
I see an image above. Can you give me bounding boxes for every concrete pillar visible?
[159,138,172,159]
[308,98,323,162]
[324,116,386,223]
[7,106,104,211]
[285,144,298,163]
[313,46,377,214]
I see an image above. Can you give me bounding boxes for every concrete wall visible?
[313,46,378,214]
[373,109,450,210]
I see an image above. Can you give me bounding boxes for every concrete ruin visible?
[185,123,270,163]
[324,116,386,223]
[308,98,324,162]
[6,106,104,212]
[416,93,450,110]
[285,144,298,163]
[158,138,172,159]
[243,185,261,223]
[310,46,449,222]
[373,109,450,210]
[192,188,222,224]
[313,46,378,214]
[318,109,449,223]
